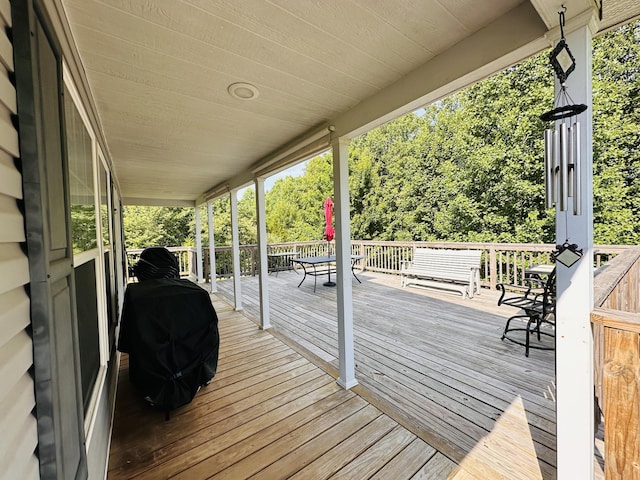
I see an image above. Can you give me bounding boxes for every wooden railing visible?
[127,241,628,289]
[127,246,196,278]
[126,241,638,476]
[591,247,640,479]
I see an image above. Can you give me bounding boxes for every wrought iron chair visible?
[497,268,556,356]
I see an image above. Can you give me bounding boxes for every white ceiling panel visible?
[60,0,640,204]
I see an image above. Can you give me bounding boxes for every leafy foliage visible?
[123,206,194,249]
[123,22,640,247]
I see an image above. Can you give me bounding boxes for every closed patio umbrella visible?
[324,197,334,242]
[323,197,336,286]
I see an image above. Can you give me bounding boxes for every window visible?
[65,85,97,253]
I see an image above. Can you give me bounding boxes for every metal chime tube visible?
[559,122,569,211]
[573,122,581,215]
[567,124,574,198]
[553,128,560,207]
[544,129,554,208]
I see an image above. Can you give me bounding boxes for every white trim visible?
[73,248,100,267]
[332,137,357,389]
[195,206,203,283]
[83,365,106,442]
[63,62,114,446]
[255,177,271,329]
[229,189,242,311]
[63,61,95,144]
[101,351,121,480]
[207,201,217,293]
[93,143,109,369]
[554,25,595,480]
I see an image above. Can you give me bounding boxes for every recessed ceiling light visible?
[228,82,259,100]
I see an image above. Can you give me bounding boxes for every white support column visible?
[195,205,204,283]
[555,21,596,480]
[255,177,271,329]
[332,136,357,389]
[229,189,243,311]
[207,200,217,293]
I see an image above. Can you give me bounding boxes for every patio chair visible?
[497,268,556,356]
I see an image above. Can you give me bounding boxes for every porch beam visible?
[229,189,242,311]
[332,136,357,389]
[207,200,217,293]
[529,0,594,30]
[255,177,271,329]
[554,18,597,480]
[332,2,549,140]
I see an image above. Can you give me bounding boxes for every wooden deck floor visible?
[107,295,457,479]
[212,270,596,480]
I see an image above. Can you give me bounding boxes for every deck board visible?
[108,271,607,479]
[107,295,454,479]
[215,270,559,479]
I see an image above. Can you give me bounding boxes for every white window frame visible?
[62,62,109,445]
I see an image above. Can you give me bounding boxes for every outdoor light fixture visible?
[227,82,259,100]
[552,242,583,268]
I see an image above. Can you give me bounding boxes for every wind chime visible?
[540,6,586,267]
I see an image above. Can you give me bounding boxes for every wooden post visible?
[603,327,640,479]
[255,177,271,329]
[195,205,203,283]
[555,20,596,479]
[207,200,217,292]
[489,244,497,290]
[332,136,357,389]
[229,189,242,311]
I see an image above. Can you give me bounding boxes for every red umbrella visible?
[323,197,334,241]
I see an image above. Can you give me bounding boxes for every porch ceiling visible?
[61,0,640,206]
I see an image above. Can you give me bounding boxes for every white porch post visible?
[229,189,242,311]
[332,136,357,389]
[195,205,203,283]
[255,177,271,329]
[207,200,217,293]
[555,21,596,480]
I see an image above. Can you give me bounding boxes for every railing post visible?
[203,248,210,281]
[603,326,640,479]
[489,244,497,290]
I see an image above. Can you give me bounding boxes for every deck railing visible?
[127,241,638,476]
[591,247,640,479]
[127,246,196,278]
[127,241,628,289]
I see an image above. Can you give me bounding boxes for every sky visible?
[236,159,309,198]
[237,106,426,198]
[266,160,309,190]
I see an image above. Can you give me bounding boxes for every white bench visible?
[400,248,482,298]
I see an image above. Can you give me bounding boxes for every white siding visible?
[0,0,39,478]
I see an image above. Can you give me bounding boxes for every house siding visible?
[0,1,39,478]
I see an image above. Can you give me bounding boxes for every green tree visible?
[265,153,333,242]
[123,22,640,248]
[123,206,193,249]
[592,22,640,244]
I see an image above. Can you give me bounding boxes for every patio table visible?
[267,251,296,276]
[292,254,364,292]
[525,264,555,276]
[525,264,555,287]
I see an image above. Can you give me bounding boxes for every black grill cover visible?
[118,278,219,411]
[133,246,180,281]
